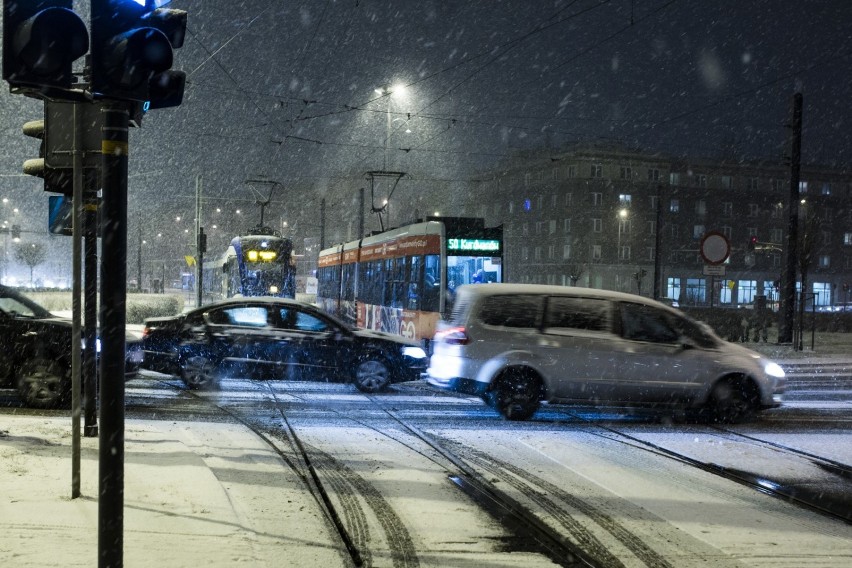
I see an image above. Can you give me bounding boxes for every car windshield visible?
[0,287,54,318]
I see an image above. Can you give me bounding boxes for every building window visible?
[551,194,558,208]
[524,172,531,187]
[822,231,831,245]
[819,255,830,268]
[771,179,783,192]
[552,168,560,181]
[647,220,656,235]
[592,244,602,260]
[563,244,572,260]
[548,220,557,234]
[508,201,514,214]
[619,246,631,260]
[522,222,529,236]
[747,177,759,191]
[650,195,658,210]
[685,278,706,304]
[524,198,531,211]
[534,247,542,260]
[845,256,852,269]
[591,164,602,178]
[748,203,759,217]
[535,221,543,234]
[695,200,706,215]
[547,245,555,259]
[844,232,852,245]
[619,193,632,207]
[521,247,529,261]
[821,182,832,195]
[670,224,679,239]
[722,202,733,217]
[646,246,655,261]
[738,280,757,305]
[669,172,680,185]
[771,203,783,219]
[747,227,757,237]
[694,174,707,187]
[564,193,573,207]
[620,166,632,179]
[693,225,705,239]
[667,277,681,302]
[648,168,660,181]
[537,195,543,210]
[669,199,679,213]
[771,228,783,243]
[721,226,732,238]
[563,218,571,233]
[721,176,733,189]
[772,254,781,268]
[567,165,576,178]
[799,180,808,193]
[592,192,603,206]
[592,218,602,232]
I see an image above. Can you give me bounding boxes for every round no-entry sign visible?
[700,231,730,265]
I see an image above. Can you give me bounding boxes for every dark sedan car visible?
[0,285,143,408]
[141,297,428,392]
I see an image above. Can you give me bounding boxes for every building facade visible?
[467,144,852,309]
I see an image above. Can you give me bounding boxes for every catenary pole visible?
[778,93,801,344]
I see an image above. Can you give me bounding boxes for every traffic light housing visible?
[90,0,187,104]
[2,0,89,94]
[747,236,758,252]
[22,111,73,195]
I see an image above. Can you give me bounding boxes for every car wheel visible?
[353,355,391,393]
[493,368,541,421]
[17,357,70,409]
[180,354,219,390]
[706,379,757,424]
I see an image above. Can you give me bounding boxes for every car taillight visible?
[434,326,470,345]
[142,327,151,338]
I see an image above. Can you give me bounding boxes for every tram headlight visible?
[269,285,279,294]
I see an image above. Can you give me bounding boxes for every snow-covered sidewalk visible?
[0,415,342,567]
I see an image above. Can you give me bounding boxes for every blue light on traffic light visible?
[90,0,187,103]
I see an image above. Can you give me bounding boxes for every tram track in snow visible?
[554,409,852,524]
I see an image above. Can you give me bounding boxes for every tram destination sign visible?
[447,238,500,253]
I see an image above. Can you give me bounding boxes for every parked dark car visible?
[140,297,428,392]
[0,285,143,408]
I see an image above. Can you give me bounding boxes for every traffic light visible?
[21,109,73,194]
[2,0,89,94]
[90,0,187,104]
[747,236,758,252]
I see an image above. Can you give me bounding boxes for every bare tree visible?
[14,242,46,287]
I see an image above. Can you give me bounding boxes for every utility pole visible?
[320,198,326,250]
[195,175,202,307]
[779,93,802,344]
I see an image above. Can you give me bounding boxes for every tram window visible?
[342,264,355,301]
[422,254,441,312]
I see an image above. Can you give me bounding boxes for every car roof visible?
[455,283,674,310]
[189,296,316,314]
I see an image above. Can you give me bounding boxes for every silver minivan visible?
[426,284,786,421]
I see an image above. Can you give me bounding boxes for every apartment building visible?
[467,143,852,308]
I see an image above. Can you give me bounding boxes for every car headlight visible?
[763,361,785,378]
[81,338,102,353]
[402,346,427,359]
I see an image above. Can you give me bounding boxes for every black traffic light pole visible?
[98,101,129,568]
[84,176,99,438]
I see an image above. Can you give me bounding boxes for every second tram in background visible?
[317,217,503,343]
[202,227,296,303]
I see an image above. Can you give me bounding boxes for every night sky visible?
[1,0,850,279]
